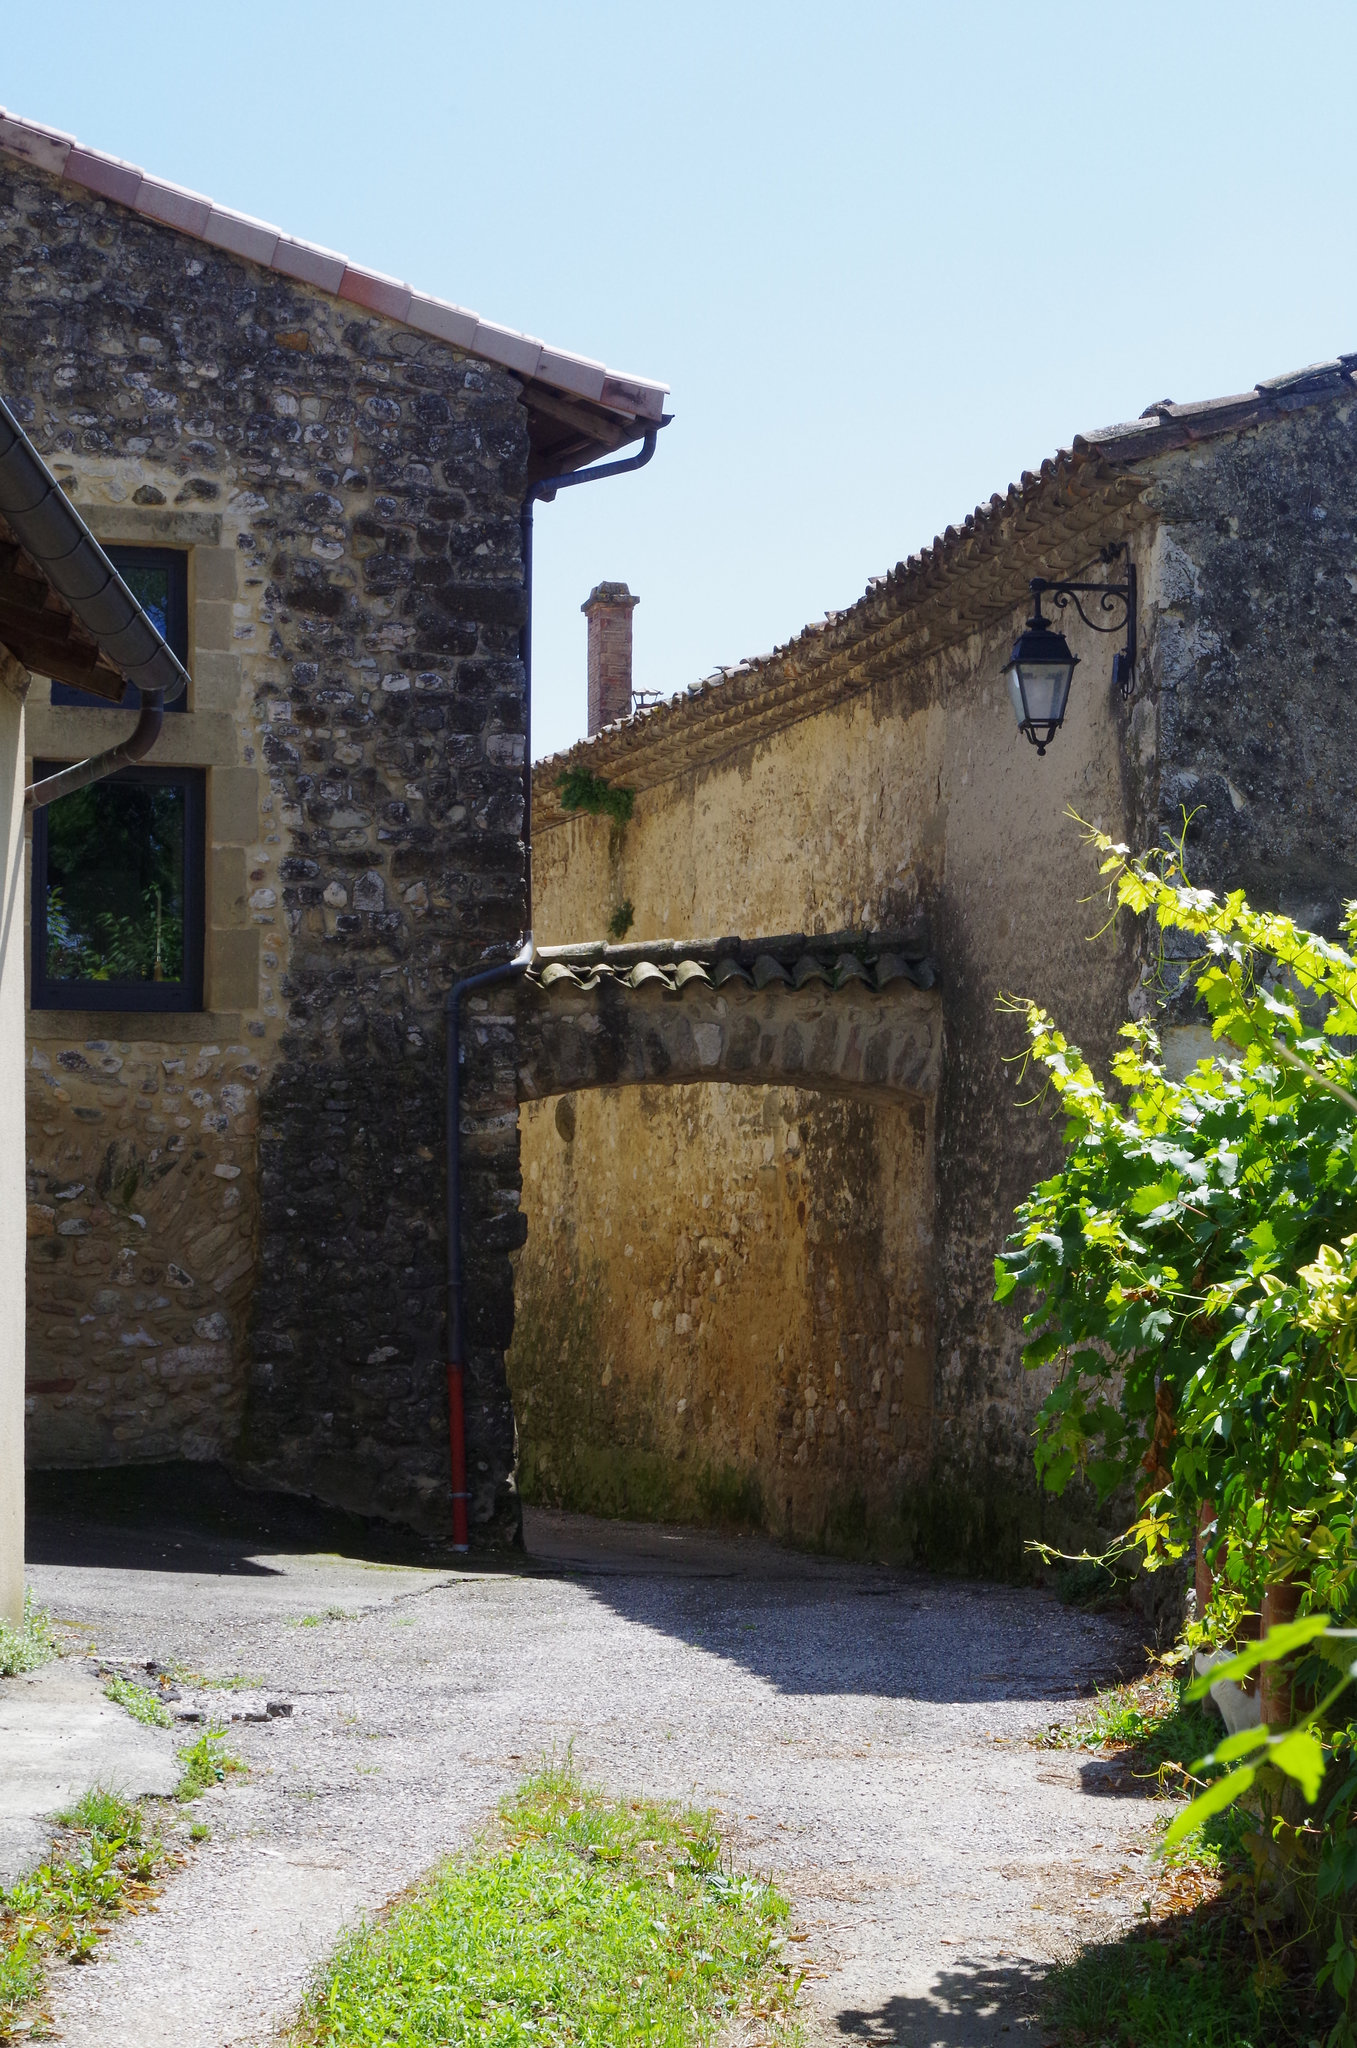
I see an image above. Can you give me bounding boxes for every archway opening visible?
[508,1076,935,1555]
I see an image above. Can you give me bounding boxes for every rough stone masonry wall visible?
[3,159,529,1539]
[1145,403,1357,938]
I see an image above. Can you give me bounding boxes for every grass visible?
[1039,1667,1221,1789]
[174,1728,245,1802]
[289,1762,800,2048]
[290,1608,357,1629]
[0,1591,58,1677]
[1044,1900,1326,2046]
[0,1788,177,2039]
[1040,1670,1328,2045]
[160,1658,267,1691]
[103,1674,174,1727]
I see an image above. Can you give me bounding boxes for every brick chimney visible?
[582,582,639,736]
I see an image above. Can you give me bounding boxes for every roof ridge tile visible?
[0,105,668,421]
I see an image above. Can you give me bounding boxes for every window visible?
[30,764,205,1012]
[50,546,188,710]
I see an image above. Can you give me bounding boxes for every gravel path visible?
[23,1503,1166,2047]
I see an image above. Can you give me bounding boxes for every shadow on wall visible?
[509,1080,943,1558]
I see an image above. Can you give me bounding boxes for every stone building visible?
[1,107,667,1543]
[511,359,1357,1573]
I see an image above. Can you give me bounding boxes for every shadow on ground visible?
[836,1956,1047,2045]
[25,1462,450,1577]
[525,1505,1140,1706]
[24,1474,1139,1710]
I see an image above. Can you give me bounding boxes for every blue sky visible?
[5,2,1357,756]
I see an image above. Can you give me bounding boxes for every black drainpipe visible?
[0,394,190,808]
[443,425,661,1549]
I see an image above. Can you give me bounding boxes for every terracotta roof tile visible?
[0,106,668,426]
[535,351,1357,813]
[527,929,936,997]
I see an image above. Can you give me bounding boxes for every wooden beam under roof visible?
[0,512,128,701]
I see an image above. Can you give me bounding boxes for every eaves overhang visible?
[0,108,670,477]
[534,354,1357,825]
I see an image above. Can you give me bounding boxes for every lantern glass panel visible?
[1014,657,1074,727]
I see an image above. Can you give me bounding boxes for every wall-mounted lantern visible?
[1004,546,1137,755]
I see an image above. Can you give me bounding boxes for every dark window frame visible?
[50,545,190,711]
[30,762,206,1014]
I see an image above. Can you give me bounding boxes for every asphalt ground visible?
[15,1480,1166,2048]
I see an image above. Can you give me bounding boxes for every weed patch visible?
[1039,1672,1328,2042]
[290,1608,356,1630]
[1044,1898,1325,2047]
[174,1729,245,1802]
[0,1592,58,1678]
[102,1674,174,1727]
[290,1762,800,2047]
[0,1788,179,2039]
[1039,1669,1220,1789]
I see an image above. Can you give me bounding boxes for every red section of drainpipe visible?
[446,1360,469,1550]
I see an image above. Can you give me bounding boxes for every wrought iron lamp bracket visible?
[1028,549,1137,699]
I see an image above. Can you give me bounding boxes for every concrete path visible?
[0,1660,179,1884]
[18,1502,1167,2047]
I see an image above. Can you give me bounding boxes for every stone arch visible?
[513,966,941,1108]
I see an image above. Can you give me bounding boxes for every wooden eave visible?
[0,513,127,701]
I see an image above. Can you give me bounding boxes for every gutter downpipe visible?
[26,694,173,809]
[443,425,662,1550]
[0,396,191,809]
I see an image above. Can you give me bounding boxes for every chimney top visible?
[583,582,639,736]
[582,581,640,615]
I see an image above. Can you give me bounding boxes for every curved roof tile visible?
[0,108,668,428]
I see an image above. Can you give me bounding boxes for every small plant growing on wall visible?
[557,767,636,826]
[607,900,635,941]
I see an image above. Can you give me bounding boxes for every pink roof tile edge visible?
[0,108,669,424]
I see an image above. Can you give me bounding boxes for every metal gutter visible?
[0,393,190,808]
[443,426,664,1551]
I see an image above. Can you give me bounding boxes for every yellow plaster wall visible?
[515,551,1145,1559]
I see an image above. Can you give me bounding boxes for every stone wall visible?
[518,394,1357,1572]
[514,1082,934,1542]
[1145,404,1357,936]
[517,576,1144,1567]
[3,156,528,1539]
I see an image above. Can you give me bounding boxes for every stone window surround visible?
[22,504,259,1036]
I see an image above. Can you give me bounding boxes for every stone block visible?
[192,549,239,603]
[209,768,260,847]
[210,846,248,927]
[208,929,259,1013]
[193,600,234,653]
[191,656,244,714]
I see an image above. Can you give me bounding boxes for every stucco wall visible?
[0,653,26,1625]
[515,561,1145,1565]
[517,396,1357,1572]
[4,156,528,1538]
